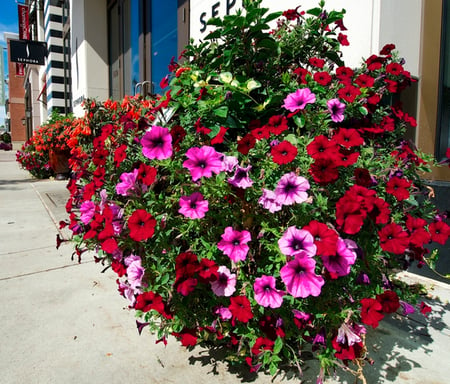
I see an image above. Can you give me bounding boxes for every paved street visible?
[1,149,449,384]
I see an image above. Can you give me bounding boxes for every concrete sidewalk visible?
[1,149,449,384]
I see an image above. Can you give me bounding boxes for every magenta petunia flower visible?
[278,226,317,257]
[274,172,310,206]
[183,146,223,181]
[253,275,284,308]
[141,125,173,160]
[116,168,139,196]
[327,98,346,123]
[79,200,96,225]
[178,192,209,219]
[321,238,357,276]
[258,188,283,213]
[228,165,253,189]
[210,266,236,296]
[125,254,145,290]
[280,254,324,298]
[217,227,251,262]
[282,88,316,112]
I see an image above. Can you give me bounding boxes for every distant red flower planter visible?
[49,148,71,180]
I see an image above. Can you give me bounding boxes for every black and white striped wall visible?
[44,0,71,114]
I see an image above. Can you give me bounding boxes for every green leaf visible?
[359,106,369,116]
[293,114,305,128]
[273,337,283,354]
[307,7,322,17]
[269,362,278,376]
[213,106,229,118]
[207,18,223,27]
[263,11,283,23]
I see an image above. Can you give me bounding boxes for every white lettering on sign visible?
[190,0,243,42]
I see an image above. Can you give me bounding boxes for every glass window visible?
[151,2,178,95]
[437,2,450,160]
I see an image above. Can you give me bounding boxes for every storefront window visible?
[437,2,450,160]
[151,3,178,95]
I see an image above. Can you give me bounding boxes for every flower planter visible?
[49,149,71,180]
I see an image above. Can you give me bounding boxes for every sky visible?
[0,0,20,127]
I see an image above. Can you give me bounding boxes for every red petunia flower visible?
[309,57,325,69]
[336,66,354,82]
[266,115,289,135]
[229,296,253,323]
[386,62,404,76]
[337,85,361,103]
[114,144,127,167]
[338,33,349,46]
[172,328,198,347]
[175,251,200,280]
[332,128,364,148]
[306,135,340,160]
[386,176,412,201]
[251,337,275,356]
[355,74,375,88]
[237,134,256,155]
[138,163,157,186]
[271,140,298,164]
[211,126,229,145]
[360,298,384,328]
[313,71,332,86]
[128,209,157,242]
[354,168,373,187]
[309,158,340,185]
[419,301,432,316]
[135,291,165,314]
[378,223,409,254]
[376,290,400,313]
[406,215,431,247]
[251,126,271,140]
[170,125,187,151]
[428,221,450,244]
[303,220,338,256]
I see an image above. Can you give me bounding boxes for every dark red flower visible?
[360,298,384,328]
[378,223,409,254]
[384,79,398,93]
[309,57,325,68]
[293,67,310,84]
[337,85,361,103]
[170,125,187,151]
[172,328,198,347]
[194,118,211,135]
[428,221,450,244]
[175,277,198,296]
[175,251,200,279]
[271,140,298,164]
[251,126,270,140]
[211,126,229,145]
[111,259,126,277]
[114,144,127,167]
[138,163,157,186]
[251,337,274,356]
[309,158,340,185]
[229,296,253,323]
[332,128,364,148]
[386,62,404,76]
[354,168,373,187]
[135,291,165,314]
[266,115,288,135]
[303,220,338,256]
[306,135,340,160]
[332,336,364,361]
[336,66,354,82]
[355,74,375,88]
[336,148,360,167]
[128,209,157,242]
[376,290,400,313]
[406,215,431,247]
[338,33,349,46]
[237,134,256,155]
[313,71,332,86]
[386,176,412,201]
[198,258,219,283]
[419,301,432,316]
[365,54,385,71]
[380,43,396,55]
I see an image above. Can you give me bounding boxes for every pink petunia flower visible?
[210,266,236,296]
[178,192,209,219]
[321,238,357,276]
[278,226,317,257]
[217,226,251,262]
[282,88,316,112]
[228,165,253,189]
[79,200,96,225]
[125,254,145,290]
[327,98,346,122]
[258,188,283,213]
[141,125,173,160]
[253,275,284,308]
[183,146,223,181]
[116,168,139,196]
[274,172,310,206]
[280,253,324,298]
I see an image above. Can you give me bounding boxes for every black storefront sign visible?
[10,39,47,65]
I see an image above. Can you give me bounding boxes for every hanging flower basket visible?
[62,1,450,382]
